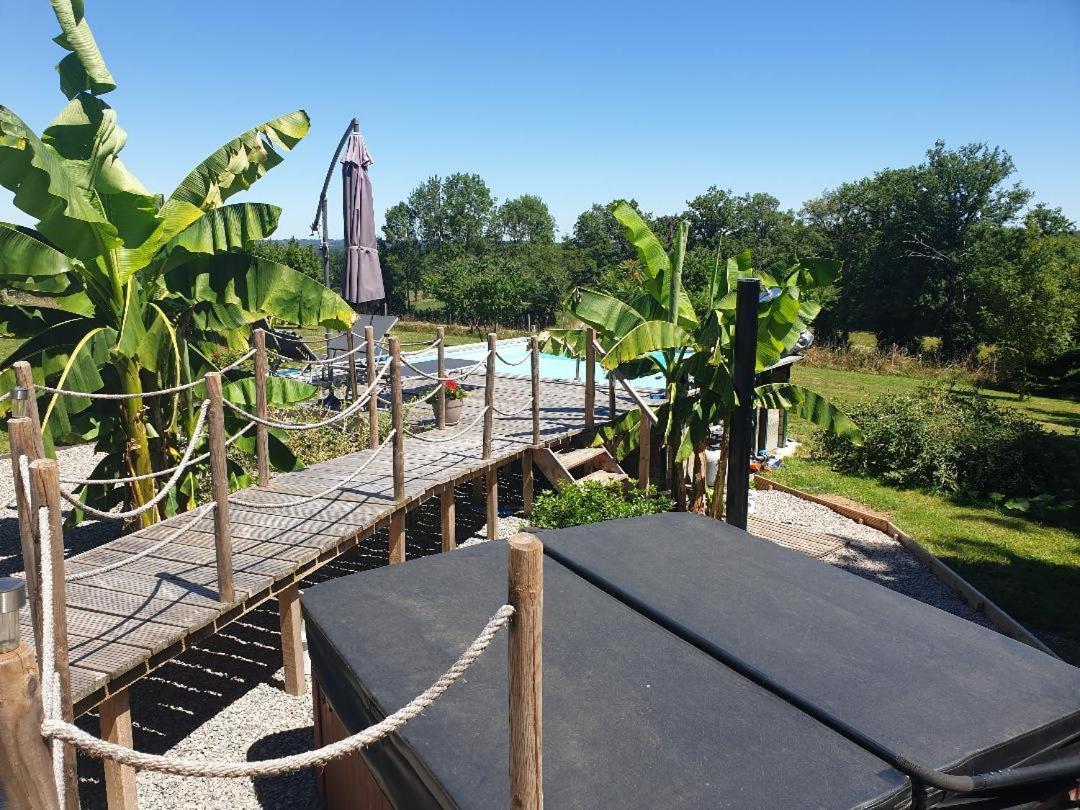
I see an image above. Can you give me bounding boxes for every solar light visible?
[10,387,28,419]
[758,286,783,304]
[0,578,26,653]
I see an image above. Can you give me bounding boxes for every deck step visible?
[532,445,630,491]
[578,470,629,486]
[555,446,613,471]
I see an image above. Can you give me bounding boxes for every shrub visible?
[815,386,1079,509]
[527,482,674,530]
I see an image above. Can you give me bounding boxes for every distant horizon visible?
[1,0,1077,240]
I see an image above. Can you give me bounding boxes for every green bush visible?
[815,386,1079,510]
[527,482,674,530]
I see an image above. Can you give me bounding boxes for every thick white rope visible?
[230,432,396,508]
[267,339,366,365]
[378,336,441,351]
[404,406,489,443]
[64,503,216,583]
[39,352,255,400]
[494,350,530,366]
[39,592,513,777]
[60,420,256,486]
[399,353,488,383]
[58,401,212,521]
[492,401,534,417]
[223,361,390,430]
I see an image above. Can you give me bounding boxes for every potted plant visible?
[433,378,469,426]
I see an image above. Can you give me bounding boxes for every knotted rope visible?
[38,352,255,399]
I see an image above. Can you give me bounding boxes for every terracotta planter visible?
[433,397,465,426]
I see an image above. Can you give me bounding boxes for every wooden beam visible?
[389,511,405,565]
[521,450,534,516]
[365,325,378,450]
[483,333,496,459]
[7,418,42,655]
[530,337,541,447]
[507,533,543,810]
[0,643,60,810]
[584,327,595,428]
[637,412,651,490]
[277,584,306,696]
[253,329,270,488]
[346,328,358,403]
[204,372,235,603]
[436,327,446,431]
[440,484,456,552]
[100,690,139,810]
[389,338,404,503]
[28,459,78,809]
[13,361,45,458]
[486,467,499,542]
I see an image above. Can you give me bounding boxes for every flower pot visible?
[433,397,465,426]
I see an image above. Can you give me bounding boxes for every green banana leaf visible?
[600,321,693,370]
[572,288,645,338]
[49,0,116,98]
[754,383,863,445]
[611,201,668,282]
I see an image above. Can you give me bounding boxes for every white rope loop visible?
[58,401,212,521]
[494,350,530,367]
[39,351,255,400]
[404,406,489,443]
[230,431,396,508]
[398,353,488,384]
[493,401,533,417]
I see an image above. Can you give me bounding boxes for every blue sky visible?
[1,0,1077,239]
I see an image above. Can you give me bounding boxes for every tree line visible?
[258,140,1079,392]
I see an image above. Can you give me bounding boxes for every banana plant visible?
[0,1,354,526]
[545,201,861,512]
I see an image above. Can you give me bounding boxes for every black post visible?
[725,277,760,529]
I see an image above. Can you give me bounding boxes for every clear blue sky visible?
[1,0,1077,239]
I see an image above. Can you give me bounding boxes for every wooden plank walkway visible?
[27,374,642,716]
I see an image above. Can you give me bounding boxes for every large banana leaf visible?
[157,203,280,270]
[163,253,354,331]
[755,383,863,445]
[600,321,693,370]
[49,0,116,98]
[222,376,318,407]
[165,111,310,212]
[573,288,645,338]
[611,201,668,284]
[0,106,118,260]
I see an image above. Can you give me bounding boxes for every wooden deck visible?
[28,374,641,716]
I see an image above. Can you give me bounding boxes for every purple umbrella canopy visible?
[340,132,385,305]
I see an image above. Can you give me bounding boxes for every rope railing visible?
[230,431,396,509]
[38,351,256,400]
[494,350,530,366]
[378,336,441,350]
[222,361,390,431]
[492,400,533,417]
[266,339,367,366]
[398,353,488,384]
[403,406,489,444]
[57,401,213,521]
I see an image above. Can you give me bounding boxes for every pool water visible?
[419,339,668,391]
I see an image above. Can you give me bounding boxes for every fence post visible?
[530,337,541,447]
[346,328,358,403]
[0,579,60,810]
[440,483,456,552]
[253,329,270,488]
[584,327,595,428]
[7,409,43,654]
[365,325,379,450]
[485,334,498,541]
[436,327,447,430]
[725,277,760,530]
[204,372,235,602]
[638,413,651,491]
[28,459,78,808]
[389,337,406,564]
[13,362,45,459]
[508,533,543,810]
[278,583,306,696]
[99,691,138,809]
[608,376,616,418]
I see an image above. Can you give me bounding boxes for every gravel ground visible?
[2,451,1002,807]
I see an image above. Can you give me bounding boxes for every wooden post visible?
[521,450,534,516]
[253,329,270,488]
[486,466,499,542]
[484,333,496,460]
[608,376,616,419]
[7,416,43,655]
[365,325,378,450]
[389,338,406,565]
[28,459,78,809]
[638,412,651,490]
[507,533,543,810]
[0,642,60,810]
[204,372,235,603]
[278,583,306,696]
[99,691,138,810]
[346,328,358,403]
[436,327,446,431]
[584,327,595,428]
[440,484,456,552]
[530,337,540,447]
[13,361,45,458]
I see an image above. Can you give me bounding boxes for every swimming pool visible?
[414,338,668,390]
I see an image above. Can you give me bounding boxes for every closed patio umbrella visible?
[341,131,384,305]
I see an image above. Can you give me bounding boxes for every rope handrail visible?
[64,502,216,583]
[404,406,488,443]
[398,353,488,384]
[378,336,441,350]
[494,350,530,366]
[60,420,256,486]
[223,361,390,431]
[230,431,396,508]
[37,351,256,400]
[57,401,212,521]
[266,338,367,366]
[492,400,533,417]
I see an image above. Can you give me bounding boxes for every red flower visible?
[444,379,459,394]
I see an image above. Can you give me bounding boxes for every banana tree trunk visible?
[690,440,708,513]
[114,354,159,528]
